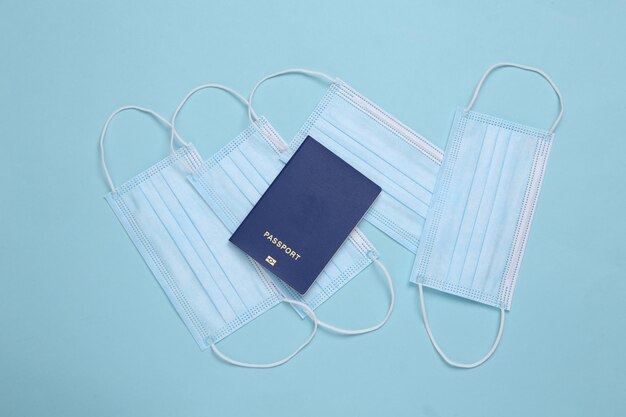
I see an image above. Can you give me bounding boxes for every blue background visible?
[1,1,624,416]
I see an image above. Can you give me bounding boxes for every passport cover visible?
[229,136,381,294]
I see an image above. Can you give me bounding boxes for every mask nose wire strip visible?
[170,84,253,156]
[464,62,564,135]
[315,259,395,335]
[99,105,189,193]
[210,298,318,368]
[418,283,505,369]
[247,69,335,124]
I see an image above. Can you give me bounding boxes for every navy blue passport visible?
[229,136,381,294]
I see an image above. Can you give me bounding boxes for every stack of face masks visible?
[100,62,562,368]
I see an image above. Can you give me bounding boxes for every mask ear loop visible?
[99,105,189,193]
[464,62,564,135]
[210,298,318,368]
[170,84,252,156]
[418,284,504,368]
[315,259,395,335]
[247,69,336,125]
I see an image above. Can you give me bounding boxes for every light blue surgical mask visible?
[99,106,319,368]
[245,69,444,253]
[410,63,564,368]
[170,84,395,336]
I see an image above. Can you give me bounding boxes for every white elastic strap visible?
[210,298,318,368]
[418,283,505,369]
[170,84,251,155]
[99,106,188,193]
[464,62,564,134]
[316,259,395,335]
[247,69,335,124]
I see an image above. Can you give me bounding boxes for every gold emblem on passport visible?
[265,256,277,266]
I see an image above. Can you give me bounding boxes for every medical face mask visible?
[170,84,394,336]
[410,63,564,368]
[99,106,319,368]
[245,69,443,253]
